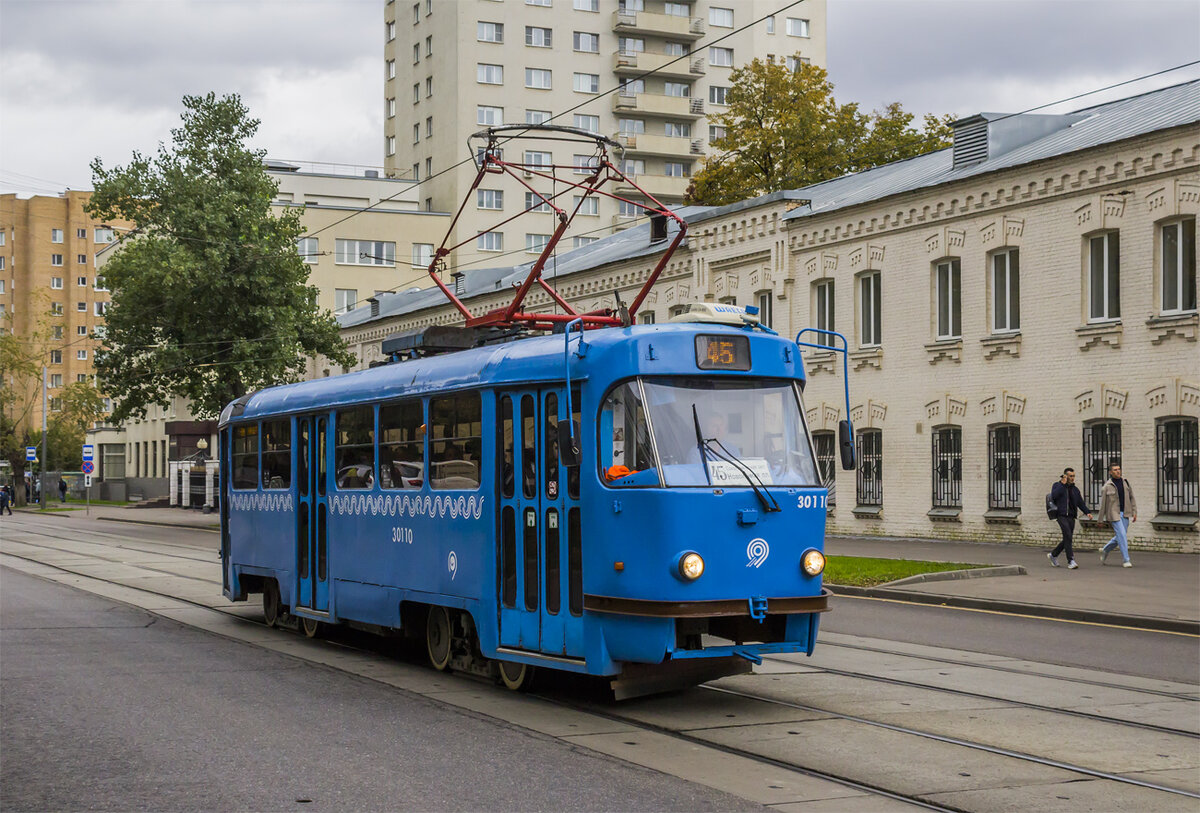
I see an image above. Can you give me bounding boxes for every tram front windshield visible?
[600,377,820,487]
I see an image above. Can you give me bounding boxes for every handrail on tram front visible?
[795,328,855,466]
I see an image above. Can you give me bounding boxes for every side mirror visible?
[557,421,580,466]
[838,419,856,470]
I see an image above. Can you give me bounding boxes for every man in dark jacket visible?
[1049,467,1092,569]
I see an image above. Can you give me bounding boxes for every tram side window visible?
[429,392,482,489]
[232,424,259,490]
[335,406,376,489]
[261,419,291,489]
[380,400,424,490]
[598,381,658,484]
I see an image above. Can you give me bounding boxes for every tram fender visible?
[592,614,673,665]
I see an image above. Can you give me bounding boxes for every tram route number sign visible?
[82,444,94,462]
[81,461,95,475]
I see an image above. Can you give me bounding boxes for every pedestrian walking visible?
[58,477,68,503]
[1098,463,1138,567]
[0,485,11,516]
[1048,467,1092,569]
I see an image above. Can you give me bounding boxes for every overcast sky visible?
[1,0,1197,196]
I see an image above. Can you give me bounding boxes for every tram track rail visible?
[4,518,1199,809]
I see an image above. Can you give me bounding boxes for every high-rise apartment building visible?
[384,0,826,273]
[0,191,123,430]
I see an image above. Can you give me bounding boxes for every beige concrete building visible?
[0,191,122,435]
[384,0,826,271]
[341,80,1200,552]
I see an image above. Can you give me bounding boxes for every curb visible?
[880,564,1026,587]
[96,516,219,532]
[825,583,1199,635]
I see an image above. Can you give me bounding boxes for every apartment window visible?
[476,105,504,127]
[931,426,962,508]
[664,82,690,97]
[77,276,87,286]
[664,3,690,17]
[991,248,1020,332]
[425,0,432,14]
[412,243,434,267]
[663,41,687,56]
[935,258,961,339]
[412,122,420,143]
[573,154,599,175]
[639,311,656,324]
[336,239,396,266]
[77,301,87,312]
[527,0,551,5]
[664,162,687,177]
[380,400,424,490]
[94,228,114,243]
[709,7,733,27]
[51,228,63,243]
[0,257,5,271]
[574,0,598,10]
[665,121,691,138]
[526,110,551,125]
[425,157,432,177]
[856,429,882,507]
[388,98,396,118]
[478,189,504,210]
[1082,421,1121,508]
[413,43,420,63]
[478,21,504,42]
[756,290,773,329]
[574,31,599,52]
[413,83,420,103]
[425,36,432,56]
[77,349,87,361]
[412,2,419,23]
[618,200,641,218]
[411,163,420,181]
[785,56,810,73]
[76,325,86,336]
[51,302,63,315]
[94,276,107,291]
[50,374,62,388]
[709,86,729,105]
[50,350,62,364]
[425,117,433,138]
[859,271,882,347]
[574,196,598,216]
[426,77,432,97]
[709,125,726,142]
[1161,217,1196,314]
[51,254,63,266]
[76,228,86,239]
[526,233,551,253]
[0,280,5,294]
[786,17,810,37]
[0,232,5,245]
[988,425,1021,509]
[573,73,599,93]
[573,114,600,133]
[813,279,835,346]
[77,374,87,383]
[478,233,503,252]
[619,37,645,53]
[76,254,87,266]
[1088,231,1120,321]
[1156,418,1199,515]
[619,118,645,134]
[526,68,552,89]
[388,58,397,78]
[425,198,433,212]
[813,431,835,505]
[573,236,599,248]
[709,47,733,67]
[334,288,358,314]
[95,301,109,316]
[388,135,397,155]
[620,78,645,95]
[526,26,552,47]
[620,159,645,176]
[51,277,64,289]
[524,150,552,170]
[766,15,775,33]
[477,63,504,84]
[619,0,644,11]
[387,20,396,40]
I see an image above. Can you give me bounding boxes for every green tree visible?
[86,92,352,421]
[687,60,954,207]
[45,382,106,470]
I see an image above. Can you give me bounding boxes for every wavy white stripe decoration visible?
[230,492,295,512]
[326,493,486,520]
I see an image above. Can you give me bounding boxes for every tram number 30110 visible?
[797,494,828,509]
[391,526,414,544]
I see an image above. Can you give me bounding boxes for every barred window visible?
[931,426,962,508]
[1157,417,1198,515]
[232,424,259,490]
[335,406,376,490]
[429,392,482,489]
[856,429,882,507]
[1082,421,1121,508]
[988,424,1020,509]
[380,400,425,490]
[261,419,291,489]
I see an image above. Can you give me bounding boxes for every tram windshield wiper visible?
[692,404,712,486]
[701,435,781,513]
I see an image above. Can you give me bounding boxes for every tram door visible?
[295,415,330,614]
[497,389,583,656]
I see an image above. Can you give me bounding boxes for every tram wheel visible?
[426,606,453,671]
[300,616,324,639]
[262,580,281,628]
[496,660,534,692]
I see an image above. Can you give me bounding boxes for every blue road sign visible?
[26,447,36,461]
[81,460,95,475]
[82,444,95,461]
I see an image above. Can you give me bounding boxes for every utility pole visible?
[40,365,47,511]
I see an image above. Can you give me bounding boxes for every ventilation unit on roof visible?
[952,118,990,168]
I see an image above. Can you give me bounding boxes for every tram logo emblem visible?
[448,551,458,580]
[746,538,770,568]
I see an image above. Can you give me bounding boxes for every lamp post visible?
[195,437,211,512]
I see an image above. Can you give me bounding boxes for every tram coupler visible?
[748,596,768,622]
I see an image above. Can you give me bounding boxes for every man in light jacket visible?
[1098,463,1138,567]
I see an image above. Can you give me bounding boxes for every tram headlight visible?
[801,549,825,577]
[676,551,705,581]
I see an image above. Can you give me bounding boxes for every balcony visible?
[613,133,704,159]
[612,10,705,40]
[616,173,692,201]
[612,91,705,119]
[613,50,705,81]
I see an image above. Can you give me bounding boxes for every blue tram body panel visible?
[219,321,834,682]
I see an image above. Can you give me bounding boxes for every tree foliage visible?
[687,60,954,206]
[86,92,352,421]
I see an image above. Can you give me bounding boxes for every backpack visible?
[1045,490,1058,520]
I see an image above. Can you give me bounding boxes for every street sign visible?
[26,447,36,462]
[82,444,94,461]
[84,474,93,487]
[81,460,95,475]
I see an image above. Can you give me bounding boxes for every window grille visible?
[1156,418,1199,515]
[856,429,882,507]
[988,425,1021,509]
[813,431,836,505]
[1082,421,1121,508]
[931,426,962,508]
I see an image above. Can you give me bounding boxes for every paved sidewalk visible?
[15,503,1197,633]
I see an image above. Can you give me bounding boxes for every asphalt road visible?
[821,593,1200,685]
[0,567,760,812]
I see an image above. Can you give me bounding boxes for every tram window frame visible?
[500,395,515,499]
[261,419,292,489]
[429,391,483,490]
[231,423,260,490]
[544,392,560,497]
[335,405,377,490]
[521,394,537,498]
[380,399,425,490]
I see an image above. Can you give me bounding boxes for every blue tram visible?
[219,305,853,697]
